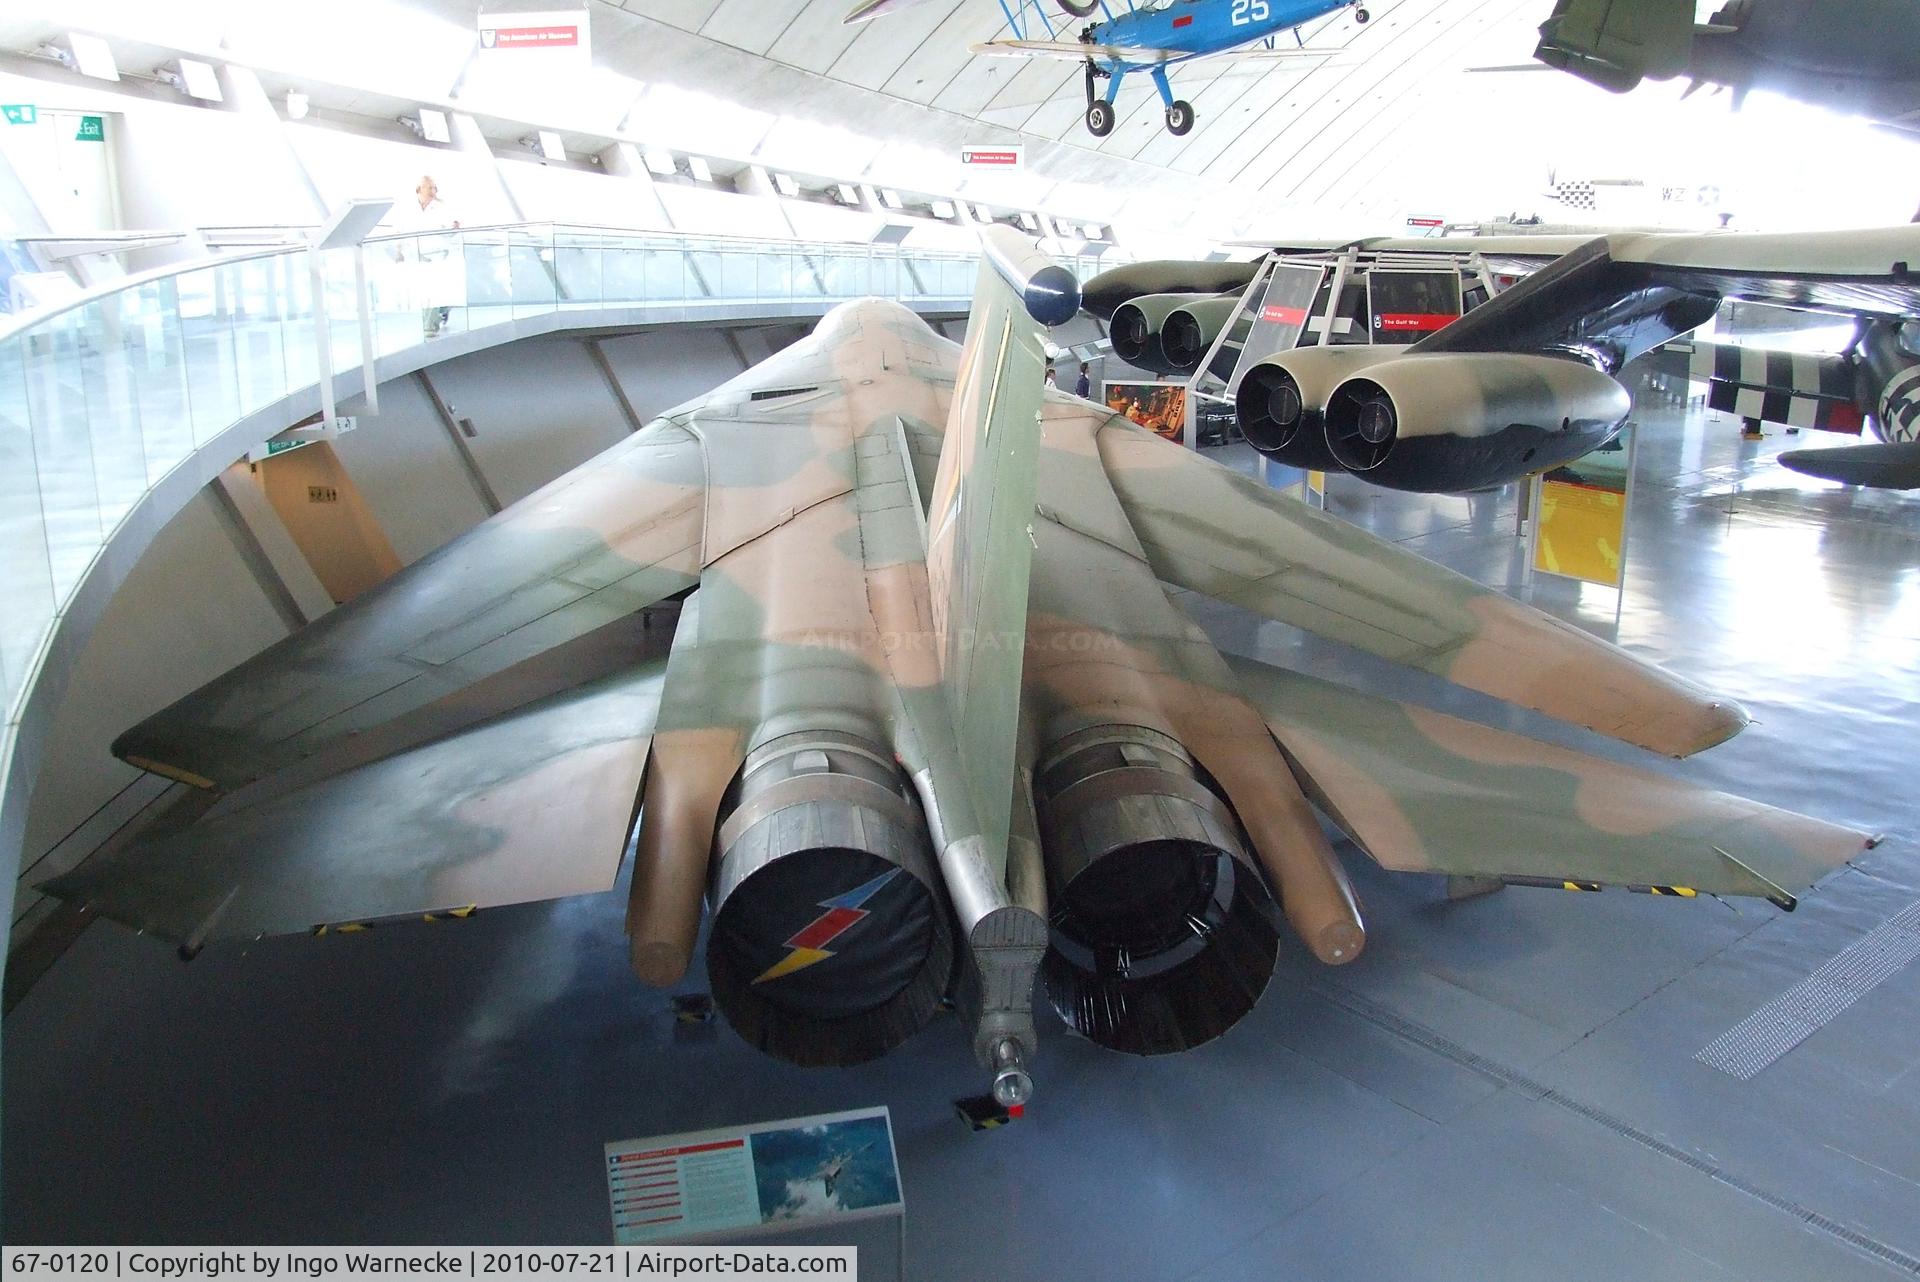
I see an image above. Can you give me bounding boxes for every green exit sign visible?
[75,115,104,142]
[2,104,37,125]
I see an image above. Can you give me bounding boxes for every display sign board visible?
[1366,269,1461,345]
[1228,263,1325,394]
[1529,427,1636,588]
[960,144,1023,168]
[479,9,591,58]
[1103,380,1186,445]
[2,104,36,125]
[74,115,105,143]
[606,1107,902,1246]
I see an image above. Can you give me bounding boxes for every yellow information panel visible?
[1530,429,1634,588]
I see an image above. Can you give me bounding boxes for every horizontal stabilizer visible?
[1225,655,1867,906]
[1778,440,1920,489]
[46,661,667,946]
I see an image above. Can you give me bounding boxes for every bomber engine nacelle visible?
[706,731,955,1068]
[1110,293,1202,376]
[1033,725,1280,1056]
[1081,259,1261,322]
[1162,296,1243,376]
[1320,353,1630,492]
[1233,346,1388,471]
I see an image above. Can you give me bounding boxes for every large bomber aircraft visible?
[48,231,1865,1105]
[1085,227,1920,492]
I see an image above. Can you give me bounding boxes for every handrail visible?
[0,220,1113,726]
[0,219,1004,345]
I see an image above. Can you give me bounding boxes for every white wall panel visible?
[422,337,631,505]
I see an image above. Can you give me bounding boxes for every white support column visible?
[216,64,328,223]
[598,144,673,229]
[449,111,525,221]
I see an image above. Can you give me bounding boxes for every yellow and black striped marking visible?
[1634,885,1698,898]
[313,905,479,936]
[1505,875,1604,893]
[954,1094,1019,1131]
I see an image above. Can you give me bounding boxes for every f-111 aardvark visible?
[49,230,1867,1104]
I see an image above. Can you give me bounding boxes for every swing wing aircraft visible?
[47,230,1869,1109]
[848,0,1369,137]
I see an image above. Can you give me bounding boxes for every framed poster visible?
[1366,270,1462,345]
[1103,379,1188,445]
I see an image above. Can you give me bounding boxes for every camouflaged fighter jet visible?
[1088,226,1920,493]
[47,229,1868,1104]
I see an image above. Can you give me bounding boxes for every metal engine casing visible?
[707,731,955,1068]
[1034,725,1281,1056]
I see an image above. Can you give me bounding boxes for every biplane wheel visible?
[1057,0,1100,15]
[1086,100,1115,137]
[1165,100,1194,135]
[1355,6,1370,20]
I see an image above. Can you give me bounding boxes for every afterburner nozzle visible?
[706,731,955,1067]
[1034,725,1280,1056]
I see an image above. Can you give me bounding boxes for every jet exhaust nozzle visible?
[1034,726,1280,1056]
[707,731,954,1067]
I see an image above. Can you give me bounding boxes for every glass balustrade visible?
[0,222,1112,720]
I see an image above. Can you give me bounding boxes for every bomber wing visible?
[1096,424,1747,758]
[1225,654,1868,907]
[1414,226,1920,374]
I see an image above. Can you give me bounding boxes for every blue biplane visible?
[847,0,1368,137]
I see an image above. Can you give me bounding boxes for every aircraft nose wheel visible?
[1087,100,1116,136]
[1165,100,1195,135]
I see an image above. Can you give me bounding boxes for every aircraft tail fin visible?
[923,226,1077,866]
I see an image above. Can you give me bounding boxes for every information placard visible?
[1365,269,1461,345]
[1227,263,1325,394]
[606,1107,902,1246]
[1530,427,1636,588]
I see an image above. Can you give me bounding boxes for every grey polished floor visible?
[7,396,1920,1280]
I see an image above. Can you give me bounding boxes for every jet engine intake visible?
[707,731,954,1068]
[1162,296,1242,375]
[1034,725,1280,1055]
[1232,346,1387,470]
[1109,293,1196,376]
[1322,352,1630,491]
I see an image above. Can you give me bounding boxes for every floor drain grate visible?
[1697,901,1920,1081]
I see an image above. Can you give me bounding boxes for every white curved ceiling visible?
[11,0,1920,240]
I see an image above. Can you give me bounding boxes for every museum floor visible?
[6,395,1919,1281]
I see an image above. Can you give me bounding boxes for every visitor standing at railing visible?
[390,174,462,337]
